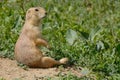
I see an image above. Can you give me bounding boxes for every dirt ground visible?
[0,58,82,80]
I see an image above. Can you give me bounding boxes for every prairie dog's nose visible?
[45,12,47,15]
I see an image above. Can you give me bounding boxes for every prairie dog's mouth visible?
[42,14,47,18]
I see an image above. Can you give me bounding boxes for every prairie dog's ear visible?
[26,10,32,20]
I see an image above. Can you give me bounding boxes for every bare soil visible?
[0,58,82,80]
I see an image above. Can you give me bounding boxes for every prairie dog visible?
[14,7,68,68]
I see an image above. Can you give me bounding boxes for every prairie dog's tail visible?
[59,58,69,64]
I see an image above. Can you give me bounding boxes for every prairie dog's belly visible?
[15,36,42,64]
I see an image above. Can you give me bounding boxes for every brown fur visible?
[14,7,68,68]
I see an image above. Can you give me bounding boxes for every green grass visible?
[0,0,120,80]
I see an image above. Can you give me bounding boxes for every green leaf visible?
[81,67,90,76]
[14,15,22,28]
[66,29,78,45]
[89,27,101,42]
[116,44,120,54]
[80,31,89,40]
[96,41,105,51]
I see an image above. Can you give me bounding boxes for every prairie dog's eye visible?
[35,9,39,11]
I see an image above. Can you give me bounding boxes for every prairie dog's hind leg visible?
[40,57,68,68]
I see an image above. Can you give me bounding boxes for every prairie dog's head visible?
[25,7,47,25]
